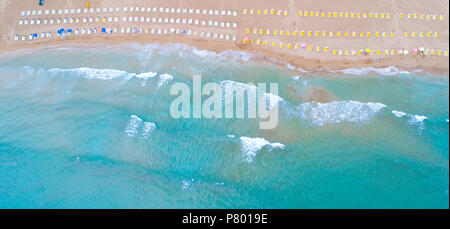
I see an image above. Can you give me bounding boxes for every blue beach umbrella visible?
[32,33,38,38]
[67,29,72,33]
[101,28,106,33]
[57,28,64,34]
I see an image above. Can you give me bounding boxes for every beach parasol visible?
[403,49,409,55]
[412,48,418,54]
[32,33,38,38]
[398,49,403,55]
[67,29,72,34]
[57,28,64,34]
[101,28,106,33]
[419,47,425,54]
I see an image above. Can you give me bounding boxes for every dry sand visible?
[0,0,448,75]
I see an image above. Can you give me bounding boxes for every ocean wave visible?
[336,66,411,76]
[239,136,285,163]
[47,67,174,88]
[181,179,195,191]
[141,122,157,139]
[297,100,387,126]
[158,73,174,87]
[391,110,428,129]
[125,42,254,62]
[219,80,284,110]
[125,115,143,137]
[49,67,132,80]
[392,110,407,118]
[125,115,157,138]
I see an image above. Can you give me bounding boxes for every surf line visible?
[169,74,280,129]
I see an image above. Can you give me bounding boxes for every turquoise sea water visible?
[0,43,448,208]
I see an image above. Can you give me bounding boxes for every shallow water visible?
[0,43,448,208]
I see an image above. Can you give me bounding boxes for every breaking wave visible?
[297,100,387,126]
[239,136,285,163]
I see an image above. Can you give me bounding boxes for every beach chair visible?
[316,46,320,51]
[300,31,304,36]
[440,15,444,20]
[352,32,357,37]
[419,32,424,37]
[31,19,35,25]
[434,32,438,38]
[50,18,54,24]
[280,42,283,48]
[280,30,284,36]
[307,31,311,36]
[367,32,371,37]
[273,30,277,35]
[19,19,23,25]
[390,32,395,38]
[324,47,328,52]
[322,31,327,37]
[404,32,409,37]
[337,31,341,37]
[427,32,431,37]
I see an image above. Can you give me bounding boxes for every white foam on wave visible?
[219,80,284,110]
[49,67,132,80]
[125,42,255,63]
[141,122,157,139]
[136,72,157,86]
[181,179,195,191]
[392,110,407,118]
[239,136,285,163]
[337,66,410,76]
[125,115,143,137]
[125,115,157,138]
[391,110,428,129]
[48,67,174,88]
[158,73,174,87]
[297,100,387,126]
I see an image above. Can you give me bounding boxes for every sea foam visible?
[336,66,410,76]
[125,115,144,137]
[239,136,285,163]
[125,115,157,138]
[219,80,284,110]
[297,100,387,126]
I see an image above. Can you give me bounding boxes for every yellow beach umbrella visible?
[86,2,90,9]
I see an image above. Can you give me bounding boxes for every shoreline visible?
[1,38,448,77]
[1,0,448,76]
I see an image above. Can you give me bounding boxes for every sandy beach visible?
[0,0,449,75]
